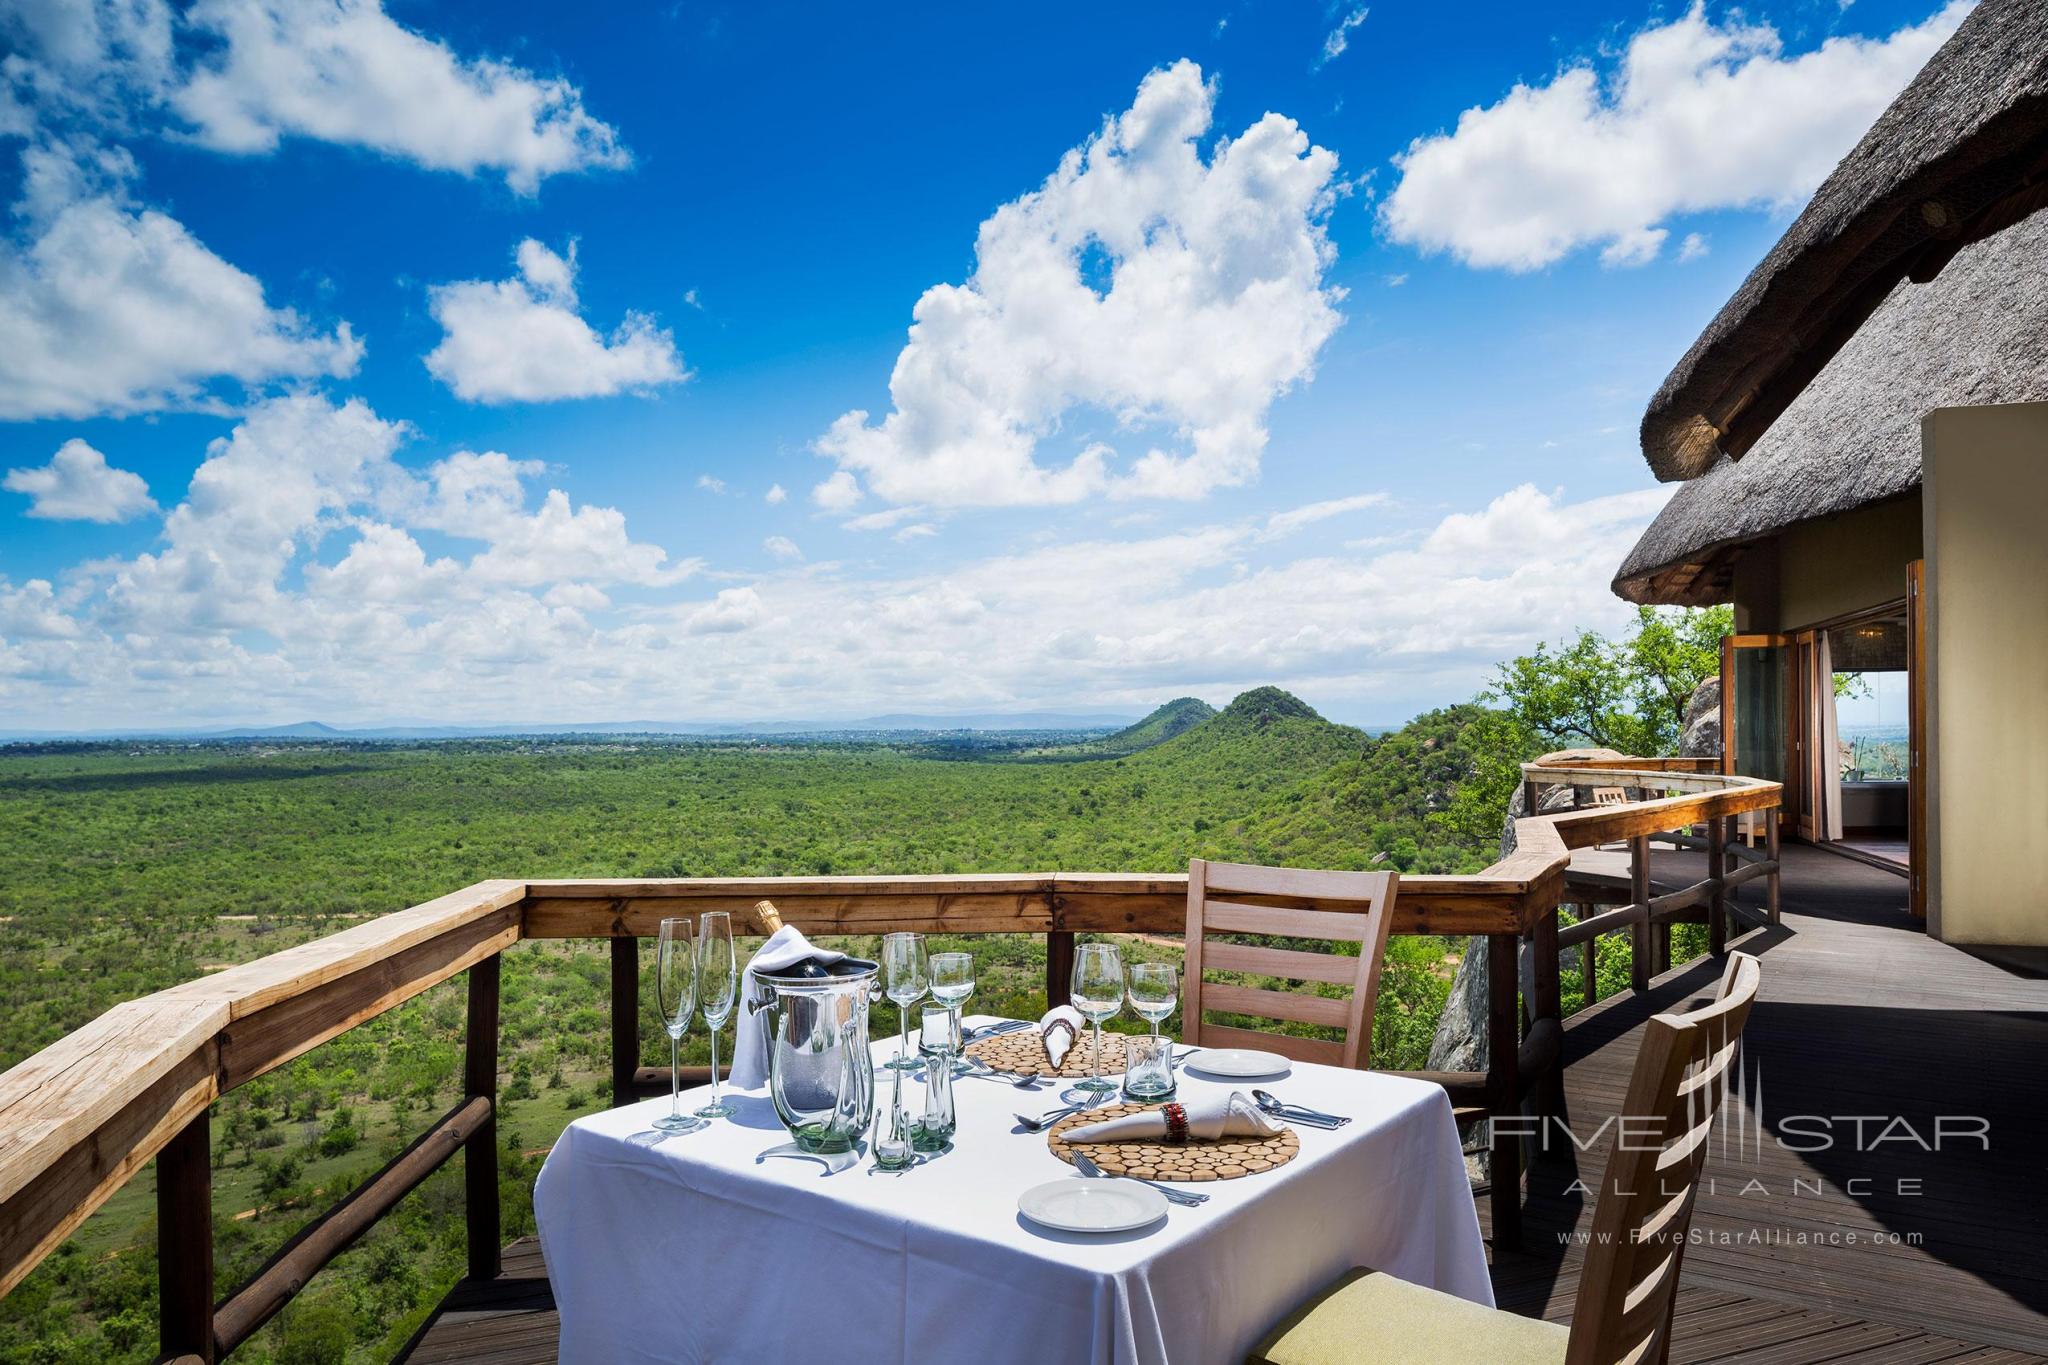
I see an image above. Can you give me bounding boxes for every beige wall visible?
[1776,494,1921,630]
[1924,402,2048,946]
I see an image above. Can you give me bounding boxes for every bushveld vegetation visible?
[0,609,1728,1362]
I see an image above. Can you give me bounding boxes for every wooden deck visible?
[403,844,2048,1362]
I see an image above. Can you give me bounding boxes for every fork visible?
[1014,1102,1093,1131]
[1070,1149,1209,1207]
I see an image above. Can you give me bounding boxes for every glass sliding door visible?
[1722,633,1796,830]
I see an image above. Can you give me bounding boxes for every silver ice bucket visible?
[750,957,879,1153]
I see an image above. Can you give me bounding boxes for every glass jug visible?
[751,956,879,1153]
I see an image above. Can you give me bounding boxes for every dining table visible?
[533,1016,1492,1364]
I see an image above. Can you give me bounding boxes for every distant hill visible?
[1005,697,1219,761]
[1126,687,1366,787]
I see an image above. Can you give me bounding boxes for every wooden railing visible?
[0,756,1780,1362]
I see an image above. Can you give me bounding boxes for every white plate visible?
[1183,1048,1292,1079]
[1017,1178,1167,1234]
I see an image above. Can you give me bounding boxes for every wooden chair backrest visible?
[1181,859,1398,1070]
[1566,952,1762,1365]
[1590,787,1630,808]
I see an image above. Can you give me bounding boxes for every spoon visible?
[1251,1089,1349,1128]
[1070,1149,1208,1207]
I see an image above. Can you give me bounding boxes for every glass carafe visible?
[753,956,879,1153]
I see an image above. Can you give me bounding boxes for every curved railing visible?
[0,755,1779,1362]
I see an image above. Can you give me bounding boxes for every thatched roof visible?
[1616,202,2048,605]
[1640,0,2048,481]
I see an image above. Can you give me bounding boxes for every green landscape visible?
[0,609,1726,1364]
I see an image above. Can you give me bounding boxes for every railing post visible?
[1530,907,1563,1121]
[1708,816,1729,954]
[1486,930,1521,1250]
[1629,835,1652,991]
[1766,814,1782,924]
[465,953,501,1283]
[158,1110,215,1363]
[1581,914,1598,1007]
[1045,930,1075,1009]
[611,935,640,1110]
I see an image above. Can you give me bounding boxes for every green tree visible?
[1489,606,1730,755]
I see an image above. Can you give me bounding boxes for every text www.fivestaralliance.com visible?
[1558,1229,1923,1248]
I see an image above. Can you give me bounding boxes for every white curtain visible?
[1817,632,1845,841]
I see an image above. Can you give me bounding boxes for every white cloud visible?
[682,587,763,635]
[696,474,726,494]
[893,523,938,543]
[4,439,158,522]
[812,469,863,513]
[1262,491,1387,539]
[765,483,788,505]
[170,0,628,193]
[1318,8,1368,68]
[814,59,1343,509]
[763,535,803,561]
[424,239,686,403]
[1381,1,1969,271]
[0,142,362,420]
[1677,231,1709,262]
[842,504,926,533]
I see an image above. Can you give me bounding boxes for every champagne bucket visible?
[752,958,879,1153]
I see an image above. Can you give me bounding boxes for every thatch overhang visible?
[1640,0,2048,482]
[1616,203,2048,606]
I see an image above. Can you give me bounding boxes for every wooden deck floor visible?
[403,844,2048,1362]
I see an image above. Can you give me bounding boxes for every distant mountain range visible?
[0,710,1150,743]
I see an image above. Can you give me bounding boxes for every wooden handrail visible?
[0,756,1780,1358]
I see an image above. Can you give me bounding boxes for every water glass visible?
[1127,962,1178,1038]
[652,917,704,1134]
[695,912,737,1118]
[1070,942,1124,1095]
[882,932,928,1072]
[1122,1033,1176,1100]
[930,951,973,1072]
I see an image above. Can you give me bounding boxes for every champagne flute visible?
[1127,962,1177,1039]
[882,933,928,1072]
[652,917,704,1133]
[930,951,974,1074]
[694,912,737,1118]
[1070,942,1124,1095]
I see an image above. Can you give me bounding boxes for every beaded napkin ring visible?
[1162,1102,1190,1144]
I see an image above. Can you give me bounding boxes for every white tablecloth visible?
[535,1019,1490,1364]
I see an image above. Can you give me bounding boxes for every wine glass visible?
[882,933,928,1072]
[652,917,704,1133]
[1070,942,1124,1095]
[1127,962,1177,1039]
[930,951,973,1073]
[694,912,737,1118]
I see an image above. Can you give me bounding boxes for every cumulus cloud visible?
[425,239,686,403]
[814,59,1343,508]
[763,535,803,561]
[0,142,362,420]
[171,0,628,193]
[1381,1,1969,270]
[764,483,788,505]
[5,439,158,522]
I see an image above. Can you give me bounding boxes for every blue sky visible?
[0,0,1967,728]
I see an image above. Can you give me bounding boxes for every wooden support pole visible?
[610,935,639,1110]
[1528,907,1564,1123]
[464,953,501,1283]
[1766,816,1782,924]
[1629,835,1652,992]
[1045,930,1076,1009]
[157,1111,215,1364]
[1707,816,1728,955]
[1581,917,1598,1008]
[1486,930,1521,1250]
[213,1097,491,1353]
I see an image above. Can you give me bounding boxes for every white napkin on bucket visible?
[729,926,847,1090]
[1061,1091,1286,1143]
[1039,1005,1083,1069]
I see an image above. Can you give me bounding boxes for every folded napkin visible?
[1040,1005,1083,1070]
[729,925,848,1090]
[1062,1091,1286,1144]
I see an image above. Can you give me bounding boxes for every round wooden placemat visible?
[964,1029,1129,1078]
[1046,1102,1301,1182]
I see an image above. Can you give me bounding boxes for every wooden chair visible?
[1182,859,1398,1070]
[1589,787,1631,851]
[1249,952,1763,1365]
